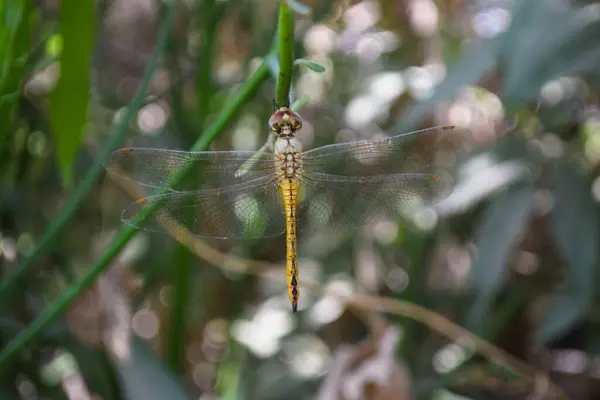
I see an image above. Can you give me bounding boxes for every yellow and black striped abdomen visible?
[279,178,300,312]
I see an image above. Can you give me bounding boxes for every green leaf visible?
[0,0,25,90]
[466,180,535,331]
[551,161,599,288]
[0,0,33,156]
[536,160,599,343]
[49,0,95,188]
[502,1,600,105]
[293,58,325,72]
[0,91,18,105]
[290,96,309,111]
[537,293,582,343]
[288,0,311,15]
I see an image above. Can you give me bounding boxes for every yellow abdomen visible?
[280,178,299,312]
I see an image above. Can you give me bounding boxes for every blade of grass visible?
[0,3,174,300]
[0,51,273,371]
[166,244,191,373]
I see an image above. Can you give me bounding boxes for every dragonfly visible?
[105,107,471,312]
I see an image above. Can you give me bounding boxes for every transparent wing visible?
[296,172,453,234]
[121,176,286,239]
[302,126,471,176]
[105,147,278,192]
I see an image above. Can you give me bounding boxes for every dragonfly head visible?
[269,107,302,138]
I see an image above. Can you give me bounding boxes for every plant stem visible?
[0,55,272,371]
[166,24,194,141]
[233,4,297,179]
[166,244,191,373]
[196,0,225,133]
[275,0,294,107]
[0,2,175,300]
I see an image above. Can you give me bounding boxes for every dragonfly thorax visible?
[274,137,303,179]
[274,137,302,154]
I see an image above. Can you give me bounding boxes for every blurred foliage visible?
[2,0,600,399]
[48,0,94,187]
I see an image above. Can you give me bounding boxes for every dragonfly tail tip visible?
[292,302,298,313]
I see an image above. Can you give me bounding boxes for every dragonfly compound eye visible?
[269,107,303,136]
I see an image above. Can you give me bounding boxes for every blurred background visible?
[2,0,600,398]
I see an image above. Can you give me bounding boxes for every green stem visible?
[275,1,294,107]
[233,5,298,180]
[166,23,194,141]
[0,2,175,300]
[196,0,225,132]
[0,55,272,371]
[166,244,191,373]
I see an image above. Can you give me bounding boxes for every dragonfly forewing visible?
[301,125,471,177]
[120,176,286,239]
[104,147,279,192]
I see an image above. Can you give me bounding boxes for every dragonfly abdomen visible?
[280,178,300,313]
